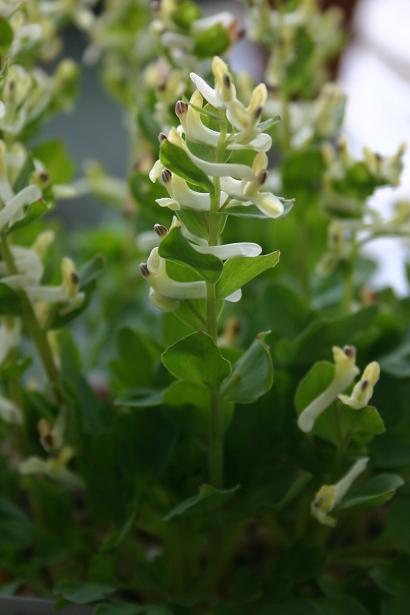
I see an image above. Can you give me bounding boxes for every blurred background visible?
[41,0,410,293]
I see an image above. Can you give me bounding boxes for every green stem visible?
[1,236,63,404]
[342,231,358,313]
[206,116,227,489]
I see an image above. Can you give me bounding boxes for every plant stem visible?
[206,117,227,489]
[342,231,357,313]
[1,236,63,404]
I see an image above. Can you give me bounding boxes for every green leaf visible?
[164,380,209,408]
[379,335,410,378]
[117,381,211,413]
[161,331,231,389]
[263,281,312,339]
[371,556,410,598]
[295,361,334,415]
[315,403,385,447]
[177,208,208,239]
[216,251,280,299]
[111,328,160,390]
[160,139,214,195]
[337,473,404,510]
[222,331,273,404]
[277,306,378,365]
[0,283,22,316]
[12,155,35,193]
[32,139,75,184]
[117,388,165,408]
[315,596,370,615]
[0,17,13,53]
[55,582,116,605]
[163,484,240,521]
[171,0,201,31]
[129,172,171,226]
[0,499,35,549]
[0,356,31,380]
[159,227,222,282]
[193,23,230,59]
[5,192,54,235]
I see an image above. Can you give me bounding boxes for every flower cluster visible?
[0,5,83,472]
[140,57,288,311]
[297,346,380,433]
[246,0,343,96]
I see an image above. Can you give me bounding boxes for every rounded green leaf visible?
[161,331,231,389]
[337,473,404,511]
[216,251,280,299]
[159,227,222,282]
[222,331,273,404]
[160,139,214,195]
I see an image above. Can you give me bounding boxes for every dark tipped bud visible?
[139,263,150,278]
[154,223,168,237]
[223,74,231,89]
[236,27,246,40]
[161,168,172,183]
[158,132,167,143]
[158,81,166,92]
[344,345,356,358]
[71,272,79,285]
[175,100,188,117]
[254,105,263,120]
[360,379,369,390]
[257,170,268,186]
[39,171,49,183]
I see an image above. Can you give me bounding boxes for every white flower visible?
[311,457,369,526]
[140,247,241,311]
[0,140,42,232]
[221,153,284,218]
[3,257,84,314]
[140,247,206,311]
[177,91,272,153]
[194,242,262,259]
[155,166,227,212]
[19,446,83,489]
[297,346,360,433]
[167,127,255,181]
[0,395,22,425]
[338,361,380,410]
[0,319,21,365]
[190,56,236,108]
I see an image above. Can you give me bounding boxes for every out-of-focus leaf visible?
[223,332,273,404]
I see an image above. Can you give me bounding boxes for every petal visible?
[190,72,221,108]
[149,160,163,183]
[333,457,369,505]
[149,288,180,312]
[195,242,262,259]
[156,197,180,210]
[226,288,242,303]
[188,150,255,180]
[252,193,284,218]
[169,175,215,210]
[0,185,41,231]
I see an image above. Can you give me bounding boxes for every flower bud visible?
[153,223,168,237]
